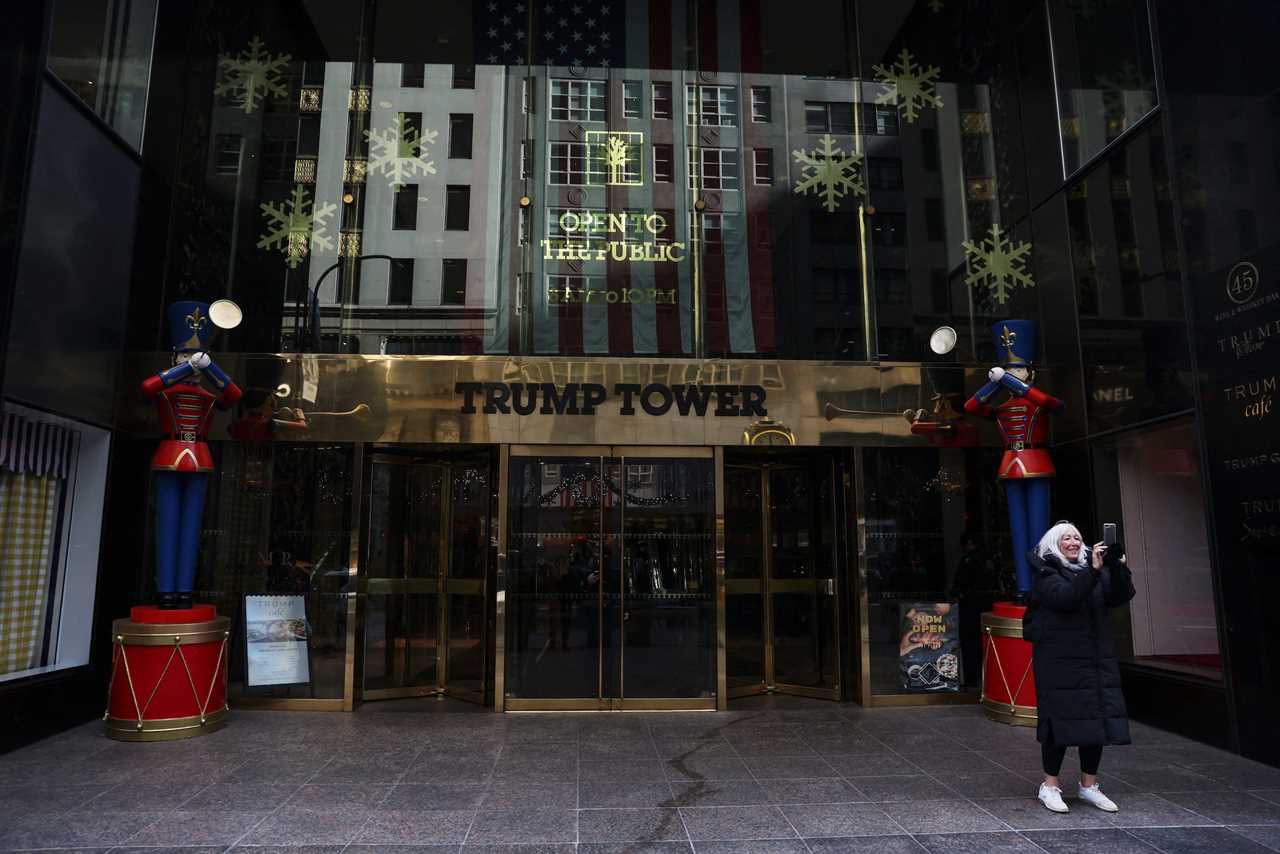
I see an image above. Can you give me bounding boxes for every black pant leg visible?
[1079,745,1103,776]
[1041,743,1067,776]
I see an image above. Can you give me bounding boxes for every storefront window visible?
[1092,418,1222,680]
[0,407,109,682]
[196,442,356,700]
[862,443,1010,697]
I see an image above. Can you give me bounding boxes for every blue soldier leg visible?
[1005,479,1033,595]
[154,472,181,593]
[175,474,208,595]
[1026,479,1051,563]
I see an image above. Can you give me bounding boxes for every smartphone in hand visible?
[1103,523,1117,547]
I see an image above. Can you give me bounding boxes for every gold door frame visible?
[725,458,842,702]
[502,445,717,711]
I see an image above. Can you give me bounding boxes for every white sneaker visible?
[1078,783,1119,812]
[1038,783,1069,813]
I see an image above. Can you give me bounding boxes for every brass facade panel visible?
[118,355,1010,450]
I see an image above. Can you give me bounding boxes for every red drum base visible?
[980,602,1037,727]
[105,605,230,741]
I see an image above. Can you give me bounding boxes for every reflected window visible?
[547,274,604,306]
[867,157,903,190]
[653,144,674,183]
[924,198,945,242]
[401,63,425,87]
[875,268,909,304]
[518,206,531,245]
[751,86,772,123]
[688,147,740,190]
[652,82,673,119]
[452,64,475,89]
[550,79,605,122]
[753,149,774,185]
[864,103,900,136]
[393,185,418,231]
[550,141,606,185]
[686,84,738,126]
[445,185,470,231]
[623,81,643,118]
[920,128,940,171]
[548,207,606,247]
[871,212,906,247]
[693,213,735,256]
[805,101,854,134]
[214,135,243,175]
[449,114,473,159]
[441,259,467,305]
[389,259,414,305]
[810,211,858,244]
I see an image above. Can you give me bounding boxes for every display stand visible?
[105,605,230,741]
[980,602,1037,726]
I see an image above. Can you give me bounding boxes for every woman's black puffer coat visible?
[1026,550,1136,747]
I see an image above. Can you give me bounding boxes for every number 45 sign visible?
[1228,261,1261,305]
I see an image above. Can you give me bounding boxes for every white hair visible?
[1038,521,1089,568]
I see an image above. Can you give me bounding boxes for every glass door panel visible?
[618,457,716,700]
[443,463,490,701]
[769,465,839,696]
[505,448,716,709]
[363,460,445,697]
[725,465,767,696]
[723,458,841,700]
[505,455,605,700]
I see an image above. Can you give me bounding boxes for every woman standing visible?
[1025,521,1135,814]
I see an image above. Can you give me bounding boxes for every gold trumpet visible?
[277,404,371,420]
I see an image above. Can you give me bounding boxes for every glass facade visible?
[7,0,1280,762]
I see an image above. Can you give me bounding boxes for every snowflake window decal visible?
[792,134,866,213]
[364,115,439,190]
[258,184,337,269]
[961,224,1035,305]
[873,48,943,123]
[215,37,292,115]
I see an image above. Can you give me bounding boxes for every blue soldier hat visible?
[991,319,1036,367]
[167,301,214,353]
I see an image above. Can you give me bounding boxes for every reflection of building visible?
[244,59,1003,361]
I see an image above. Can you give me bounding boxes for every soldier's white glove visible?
[988,366,1005,383]
[189,351,212,371]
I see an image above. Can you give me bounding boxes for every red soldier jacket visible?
[964,383,1064,479]
[142,368,242,473]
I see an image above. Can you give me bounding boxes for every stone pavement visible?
[2,701,1279,853]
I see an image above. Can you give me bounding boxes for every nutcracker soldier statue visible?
[141,300,243,609]
[104,300,242,741]
[964,320,1064,600]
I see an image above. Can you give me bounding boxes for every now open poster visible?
[898,602,962,692]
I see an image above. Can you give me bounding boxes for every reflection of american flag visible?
[485,0,779,358]
[479,1,626,68]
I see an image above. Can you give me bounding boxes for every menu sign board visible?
[244,595,311,687]
[898,602,961,692]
